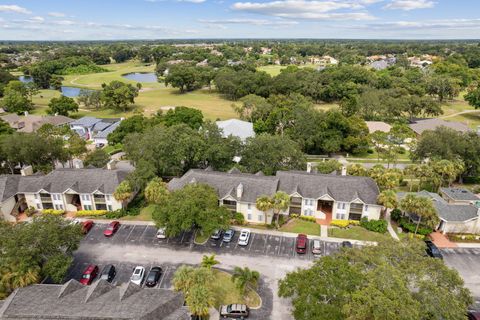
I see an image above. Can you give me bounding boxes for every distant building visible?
[69,116,121,141]
[408,118,471,136]
[440,187,480,206]
[216,119,255,142]
[0,279,189,320]
[0,114,73,133]
[365,121,392,134]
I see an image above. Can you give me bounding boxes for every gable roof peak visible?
[57,279,84,299]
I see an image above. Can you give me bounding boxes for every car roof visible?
[231,304,247,311]
[85,265,97,272]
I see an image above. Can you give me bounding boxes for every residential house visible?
[69,116,121,141]
[0,165,133,221]
[365,121,392,134]
[168,168,382,224]
[0,279,189,320]
[439,187,480,206]
[309,55,338,67]
[408,118,471,136]
[398,190,480,234]
[93,121,121,146]
[0,114,73,133]
[216,119,255,142]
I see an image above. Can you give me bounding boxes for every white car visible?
[156,227,166,239]
[130,266,145,286]
[238,229,251,246]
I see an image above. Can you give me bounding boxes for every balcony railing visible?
[40,197,52,202]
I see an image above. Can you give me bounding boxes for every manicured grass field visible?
[257,63,318,76]
[328,226,391,242]
[446,111,480,129]
[279,218,320,236]
[194,230,210,244]
[211,269,261,308]
[121,205,155,221]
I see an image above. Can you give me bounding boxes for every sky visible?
[0,0,480,40]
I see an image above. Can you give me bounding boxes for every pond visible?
[61,86,95,98]
[18,75,33,83]
[122,72,158,83]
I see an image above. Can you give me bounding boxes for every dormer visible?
[236,183,243,198]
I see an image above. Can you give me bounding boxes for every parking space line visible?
[124,225,136,242]
[180,231,186,243]
[277,236,283,255]
[159,266,169,288]
[139,225,150,241]
[247,233,256,251]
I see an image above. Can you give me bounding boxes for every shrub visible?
[367,149,374,154]
[330,220,360,228]
[25,206,36,217]
[232,212,245,225]
[360,217,387,233]
[291,214,299,218]
[390,208,402,221]
[398,218,433,236]
[42,209,65,215]
[278,214,286,226]
[105,209,128,219]
[75,210,108,217]
[298,215,317,223]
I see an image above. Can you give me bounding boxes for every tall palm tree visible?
[201,254,219,269]
[272,191,290,228]
[256,195,274,225]
[400,194,438,234]
[185,284,214,319]
[377,190,398,212]
[172,265,195,293]
[232,266,260,294]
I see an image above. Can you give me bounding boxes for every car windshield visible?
[147,273,156,281]
[82,274,90,279]
[226,305,233,312]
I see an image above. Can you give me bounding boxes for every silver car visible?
[312,239,322,255]
[130,266,145,286]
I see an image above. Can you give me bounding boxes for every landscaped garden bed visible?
[211,269,261,308]
[447,233,480,243]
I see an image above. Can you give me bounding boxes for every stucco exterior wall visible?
[443,219,480,234]
[0,197,16,222]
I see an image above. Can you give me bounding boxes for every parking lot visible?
[82,222,344,260]
[442,247,480,306]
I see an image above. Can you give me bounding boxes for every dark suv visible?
[425,240,443,259]
[100,264,116,282]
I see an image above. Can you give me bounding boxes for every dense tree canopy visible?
[279,239,472,320]
[101,80,140,112]
[47,95,79,116]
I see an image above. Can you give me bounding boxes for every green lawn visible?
[211,269,261,308]
[121,205,155,221]
[446,111,480,129]
[328,226,391,242]
[257,63,318,76]
[351,149,411,161]
[279,218,320,236]
[194,230,210,244]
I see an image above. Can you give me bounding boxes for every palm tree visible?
[377,190,398,212]
[113,181,133,207]
[256,195,274,225]
[172,265,195,293]
[400,194,438,234]
[272,191,290,228]
[185,284,214,319]
[232,266,260,294]
[201,254,219,269]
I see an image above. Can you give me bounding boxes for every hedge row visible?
[398,218,433,236]
[448,234,480,242]
[75,210,108,217]
[330,220,360,228]
[290,214,317,223]
[42,209,65,215]
[360,217,388,233]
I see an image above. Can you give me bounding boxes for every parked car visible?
[145,266,163,287]
[238,229,250,246]
[312,239,322,255]
[130,266,146,286]
[341,241,353,248]
[68,218,81,226]
[103,221,120,237]
[425,240,443,259]
[211,229,223,240]
[95,143,105,148]
[80,265,98,285]
[82,220,94,234]
[223,229,235,242]
[156,227,166,239]
[468,311,480,320]
[296,234,308,254]
[100,264,116,283]
[219,304,249,319]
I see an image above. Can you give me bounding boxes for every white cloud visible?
[232,0,375,20]
[199,18,298,26]
[178,0,206,3]
[367,18,480,30]
[52,20,75,25]
[384,0,435,11]
[0,5,31,14]
[48,12,66,17]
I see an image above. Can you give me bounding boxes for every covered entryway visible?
[316,200,333,225]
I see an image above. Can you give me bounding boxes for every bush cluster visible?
[42,209,65,215]
[360,217,387,233]
[75,210,108,217]
[105,209,129,219]
[447,234,480,242]
[390,208,402,221]
[398,218,433,236]
[330,220,360,228]
[232,212,245,225]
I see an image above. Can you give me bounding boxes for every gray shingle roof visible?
[440,187,480,202]
[94,121,121,139]
[276,171,379,204]
[19,168,131,194]
[0,280,189,320]
[408,118,470,135]
[397,191,479,222]
[0,175,43,202]
[168,169,279,203]
[216,119,255,141]
[168,169,380,204]
[69,116,103,127]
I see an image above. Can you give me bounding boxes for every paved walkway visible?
[320,225,328,238]
[385,209,400,241]
[430,231,458,248]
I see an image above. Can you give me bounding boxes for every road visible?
[68,223,346,320]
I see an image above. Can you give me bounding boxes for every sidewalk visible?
[430,231,458,248]
[385,209,400,241]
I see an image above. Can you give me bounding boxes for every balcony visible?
[40,197,52,203]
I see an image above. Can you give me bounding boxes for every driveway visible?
[68,223,347,320]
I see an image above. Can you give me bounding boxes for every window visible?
[34,194,38,200]
[258,214,263,221]
[107,205,112,211]
[337,202,341,209]
[105,195,111,201]
[336,213,346,220]
[247,213,252,220]
[247,203,251,210]
[304,199,308,206]
[82,194,90,201]
[84,205,92,211]
[36,203,41,209]
[52,194,62,201]
[364,205,369,211]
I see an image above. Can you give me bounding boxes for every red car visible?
[296,234,308,254]
[79,264,98,285]
[82,220,94,234]
[103,221,120,237]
